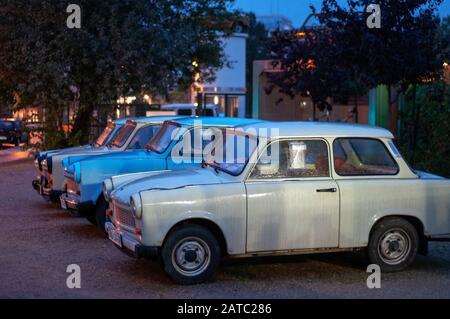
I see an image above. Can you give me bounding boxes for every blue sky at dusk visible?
[233,0,450,27]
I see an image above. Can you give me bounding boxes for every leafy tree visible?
[268,0,444,126]
[0,0,233,148]
[398,81,450,177]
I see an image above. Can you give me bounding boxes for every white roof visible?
[238,121,394,139]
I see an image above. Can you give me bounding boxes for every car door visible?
[245,138,340,253]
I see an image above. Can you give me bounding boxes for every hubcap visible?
[378,228,411,265]
[172,237,211,277]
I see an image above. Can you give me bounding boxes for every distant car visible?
[37,116,180,202]
[106,121,450,285]
[146,104,220,117]
[0,118,28,148]
[63,117,262,231]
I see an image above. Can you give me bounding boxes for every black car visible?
[0,118,29,148]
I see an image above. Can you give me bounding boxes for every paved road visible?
[1,160,450,298]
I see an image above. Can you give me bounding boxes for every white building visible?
[193,32,248,118]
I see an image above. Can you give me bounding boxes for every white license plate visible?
[108,227,122,248]
[60,195,67,210]
[0,136,6,140]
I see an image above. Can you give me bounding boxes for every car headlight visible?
[103,179,112,202]
[130,194,142,219]
[41,159,48,171]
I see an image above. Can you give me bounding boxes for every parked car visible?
[0,117,29,148]
[63,117,262,231]
[32,118,127,194]
[146,104,220,117]
[105,121,450,284]
[37,116,179,202]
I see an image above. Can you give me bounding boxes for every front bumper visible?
[105,222,158,259]
[60,192,95,216]
[33,177,64,202]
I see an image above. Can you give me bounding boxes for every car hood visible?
[76,150,153,163]
[111,168,224,205]
[42,145,95,158]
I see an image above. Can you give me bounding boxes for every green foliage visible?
[0,0,233,149]
[398,81,450,177]
[268,0,444,121]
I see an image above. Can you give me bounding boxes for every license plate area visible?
[60,195,67,210]
[108,227,123,248]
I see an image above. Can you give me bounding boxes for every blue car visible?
[62,117,263,231]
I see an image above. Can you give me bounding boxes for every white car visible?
[105,121,450,284]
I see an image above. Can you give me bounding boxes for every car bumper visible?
[60,193,95,216]
[105,222,158,259]
[34,177,64,202]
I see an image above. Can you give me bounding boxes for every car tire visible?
[368,217,419,272]
[161,224,221,285]
[95,196,108,236]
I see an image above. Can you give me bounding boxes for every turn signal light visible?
[105,209,112,217]
[134,228,142,236]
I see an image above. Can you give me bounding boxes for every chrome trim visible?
[61,192,80,210]
[105,222,141,254]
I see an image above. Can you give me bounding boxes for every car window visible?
[333,138,399,176]
[110,122,136,148]
[0,121,14,129]
[95,123,115,147]
[177,109,193,116]
[250,139,330,179]
[127,125,161,150]
[148,121,182,154]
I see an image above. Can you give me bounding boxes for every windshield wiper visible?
[202,159,221,174]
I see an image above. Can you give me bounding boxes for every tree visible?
[268,0,444,127]
[268,9,348,121]
[0,0,233,148]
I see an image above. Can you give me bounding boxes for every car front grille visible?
[113,202,136,229]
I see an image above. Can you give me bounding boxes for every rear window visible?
[333,138,399,176]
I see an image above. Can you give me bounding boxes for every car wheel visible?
[95,196,108,236]
[368,217,419,272]
[161,224,221,285]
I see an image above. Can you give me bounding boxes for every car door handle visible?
[316,188,337,193]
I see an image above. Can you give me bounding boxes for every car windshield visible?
[127,124,161,150]
[205,128,258,176]
[95,123,115,147]
[110,122,136,148]
[0,121,14,129]
[147,121,182,154]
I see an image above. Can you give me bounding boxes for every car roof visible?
[113,116,186,125]
[238,121,394,139]
[173,116,264,127]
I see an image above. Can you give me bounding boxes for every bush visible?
[398,81,450,178]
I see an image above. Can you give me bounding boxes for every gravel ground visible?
[1,159,450,299]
